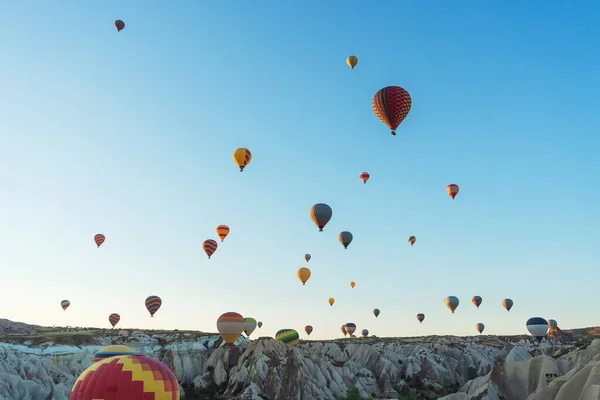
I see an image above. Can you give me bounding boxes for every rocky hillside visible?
[1,319,600,399]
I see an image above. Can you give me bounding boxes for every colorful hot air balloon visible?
[475,323,485,334]
[444,296,460,313]
[372,86,412,135]
[94,234,105,248]
[361,329,369,337]
[233,148,252,172]
[145,295,162,317]
[341,325,347,336]
[244,317,257,337]
[92,345,137,363]
[297,267,311,285]
[202,239,218,259]
[502,298,514,312]
[344,323,357,336]
[359,172,370,184]
[276,329,300,346]
[408,236,416,246]
[338,231,353,249]
[108,313,120,328]
[328,297,335,306]
[60,300,70,311]
[304,325,313,336]
[71,354,179,399]
[346,55,358,69]
[216,225,230,242]
[310,203,333,231]
[446,184,459,199]
[526,317,549,342]
[373,308,380,318]
[417,313,425,323]
[114,20,125,32]
[304,253,311,262]
[217,312,245,347]
[350,281,356,288]
[548,319,558,328]
[472,296,482,309]
[257,321,263,328]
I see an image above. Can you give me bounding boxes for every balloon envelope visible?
[145,295,162,317]
[244,317,257,337]
[216,225,230,242]
[446,184,459,199]
[60,300,70,310]
[475,323,485,334]
[373,308,380,318]
[338,231,353,249]
[372,86,412,135]
[304,253,311,262]
[232,148,252,171]
[548,319,558,328]
[417,313,425,323]
[92,345,137,362]
[217,312,245,346]
[472,296,482,309]
[203,239,218,259]
[444,296,460,313]
[502,298,514,311]
[408,236,416,246]
[304,325,313,335]
[328,298,335,306]
[346,55,358,69]
[344,323,357,336]
[108,313,120,327]
[114,20,125,32]
[94,234,105,247]
[361,329,369,337]
[296,267,311,285]
[310,203,333,231]
[526,317,549,341]
[276,329,300,346]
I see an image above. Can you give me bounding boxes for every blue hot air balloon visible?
[526,317,549,341]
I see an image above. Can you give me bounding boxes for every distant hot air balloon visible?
[60,300,70,311]
[444,296,460,313]
[257,321,263,328]
[145,295,162,317]
[297,267,311,285]
[276,329,300,346]
[94,234,105,248]
[108,313,120,328]
[114,20,125,32]
[372,86,412,136]
[216,225,230,242]
[341,325,347,336]
[328,297,335,306]
[359,172,370,184]
[310,203,333,231]
[526,317,549,342]
[502,298,514,312]
[446,184,459,199]
[373,308,380,318]
[350,281,356,288]
[417,313,425,323]
[203,239,218,259]
[304,325,313,336]
[475,323,485,334]
[472,296,482,309]
[304,254,311,263]
[548,319,558,329]
[217,312,245,347]
[232,148,252,172]
[344,323,357,336]
[361,329,369,337]
[408,236,416,246]
[92,345,137,363]
[338,231,353,249]
[244,317,257,337]
[346,55,358,69]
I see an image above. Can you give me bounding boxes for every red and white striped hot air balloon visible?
[446,184,459,199]
[94,234,105,248]
[359,172,370,184]
[203,239,218,259]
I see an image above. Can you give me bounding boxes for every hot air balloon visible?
[232,148,252,172]
[304,325,313,336]
[71,354,179,399]
[361,329,369,337]
[350,281,356,288]
[373,309,380,318]
[359,172,370,184]
[338,231,353,249]
[328,297,335,306]
[444,296,459,313]
[344,323,357,336]
[145,295,162,317]
[548,319,558,329]
[417,313,425,323]
[276,329,300,346]
[92,345,137,362]
[217,312,245,347]
[257,321,263,328]
[502,298,514,312]
[203,239,218,259]
[341,325,347,336]
[472,296,482,309]
[304,253,311,262]
[310,203,333,231]
[475,323,485,334]
[346,55,358,69]
[94,234,105,248]
[408,236,416,246]
[216,225,230,242]
[526,317,549,342]
[446,184,459,199]
[108,313,120,328]
[114,20,125,32]
[297,267,311,285]
[372,86,412,135]
[60,300,70,311]
[244,317,257,337]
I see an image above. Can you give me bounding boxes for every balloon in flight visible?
[257,321,263,328]
[216,225,230,242]
[202,239,218,259]
[108,313,120,328]
[475,323,485,334]
[341,325,347,336]
[548,319,558,328]
[232,148,252,172]
[446,184,459,199]
[310,203,333,231]
[145,295,162,317]
[361,329,369,337]
[304,253,311,262]
[328,297,335,306]
[346,55,358,69]
[217,312,245,346]
[338,231,353,249]
[304,325,313,336]
[408,236,416,246]
[244,317,257,337]
[444,296,460,313]
[92,345,137,363]
[502,298,514,312]
[350,281,355,288]
[114,20,125,32]
[526,317,549,342]
[60,300,70,311]
[276,329,300,346]
[417,313,425,323]
[94,234,105,248]
[296,267,311,285]
[372,86,412,135]
[359,172,370,184]
[472,296,482,309]
[344,323,357,336]
[373,308,380,318]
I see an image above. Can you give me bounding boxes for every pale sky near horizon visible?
[0,1,598,341]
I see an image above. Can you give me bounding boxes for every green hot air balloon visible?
[310,203,333,232]
[275,329,300,346]
[338,231,353,249]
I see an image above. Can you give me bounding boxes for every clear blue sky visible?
[0,1,598,340]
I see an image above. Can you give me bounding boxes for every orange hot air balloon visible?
[94,234,105,248]
[304,325,313,336]
[216,225,230,242]
[145,295,162,317]
[217,312,245,346]
[350,281,356,288]
[108,313,120,328]
[408,236,416,246]
[359,172,370,184]
[232,148,252,172]
[446,184,459,199]
[372,86,412,135]
[114,20,125,32]
[328,297,335,306]
[472,296,482,309]
[203,239,218,259]
[296,267,311,285]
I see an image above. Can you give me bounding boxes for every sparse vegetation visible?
[337,388,372,400]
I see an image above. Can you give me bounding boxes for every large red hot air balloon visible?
[372,86,412,135]
[203,239,218,259]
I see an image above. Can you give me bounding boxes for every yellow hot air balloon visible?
[328,297,335,306]
[233,148,252,172]
[296,267,311,285]
[346,55,358,69]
